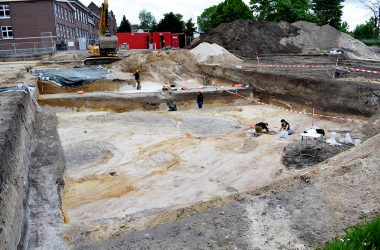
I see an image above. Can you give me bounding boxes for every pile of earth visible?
[190,42,242,65]
[194,20,301,57]
[195,20,380,60]
[282,140,352,169]
[110,50,201,83]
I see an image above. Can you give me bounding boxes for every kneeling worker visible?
[255,122,269,134]
[167,101,177,111]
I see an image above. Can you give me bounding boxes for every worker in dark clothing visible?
[255,122,269,133]
[197,91,204,109]
[133,70,141,90]
[167,101,177,111]
[280,119,290,131]
[280,119,293,135]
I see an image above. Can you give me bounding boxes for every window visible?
[2,26,13,39]
[0,5,10,18]
[55,4,58,17]
[64,9,67,20]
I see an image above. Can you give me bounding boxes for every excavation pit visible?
[56,104,366,241]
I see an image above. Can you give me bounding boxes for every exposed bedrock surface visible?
[201,65,380,117]
[0,93,35,249]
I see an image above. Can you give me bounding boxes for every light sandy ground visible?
[0,61,39,87]
[56,104,364,225]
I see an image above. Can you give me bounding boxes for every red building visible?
[117,32,150,49]
[152,32,171,49]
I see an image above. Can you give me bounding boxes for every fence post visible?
[13,43,16,54]
[34,42,37,53]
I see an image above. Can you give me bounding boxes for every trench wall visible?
[38,89,253,112]
[0,93,35,249]
[201,65,380,116]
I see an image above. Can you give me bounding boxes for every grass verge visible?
[319,216,380,250]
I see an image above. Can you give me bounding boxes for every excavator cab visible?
[84,0,121,65]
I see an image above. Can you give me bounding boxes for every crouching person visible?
[279,119,294,138]
[167,101,177,111]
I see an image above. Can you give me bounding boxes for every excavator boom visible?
[84,0,120,65]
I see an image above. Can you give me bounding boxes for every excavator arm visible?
[85,0,120,65]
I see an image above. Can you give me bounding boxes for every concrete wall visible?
[201,65,380,116]
[0,92,36,249]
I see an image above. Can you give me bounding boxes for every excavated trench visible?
[1,62,379,249]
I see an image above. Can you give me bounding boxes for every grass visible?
[318,216,380,250]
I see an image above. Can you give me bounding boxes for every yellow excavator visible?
[84,0,121,65]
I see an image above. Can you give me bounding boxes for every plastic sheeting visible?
[32,66,112,87]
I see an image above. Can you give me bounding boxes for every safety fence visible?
[0,41,56,56]
[224,89,378,126]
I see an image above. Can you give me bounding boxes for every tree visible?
[359,0,380,33]
[197,6,218,32]
[250,0,313,22]
[338,21,350,33]
[312,0,344,29]
[353,17,379,39]
[250,0,276,20]
[138,10,156,31]
[117,15,131,32]
[185,18,196,37]
[198,0,253,32]
[157,12,185,33]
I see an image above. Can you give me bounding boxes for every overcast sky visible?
[81,0,373,31]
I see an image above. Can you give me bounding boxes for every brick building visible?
[0,0,114,53]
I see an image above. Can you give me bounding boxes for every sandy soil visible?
[0,61,39,88]
[56,104,364,241]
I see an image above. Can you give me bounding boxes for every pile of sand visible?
[195,20,380,60]
[190,42,242,64]
[282,21,380,60]
[110,50,200,83]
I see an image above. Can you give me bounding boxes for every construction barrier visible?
[343,67,380,75]
[224,89,378,126]
[249,63,380,76]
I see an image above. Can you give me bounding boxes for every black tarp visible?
[32,66,111,87]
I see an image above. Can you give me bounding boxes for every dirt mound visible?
[197,20,380,60]
[190,42,242,64]
[110,50,200,83]
[282,140,352,169]
[282,21,380,60]
[196,20,301,57]
[39,51,87,64]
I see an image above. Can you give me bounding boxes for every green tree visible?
[359,0,380,33]
[117,15,131,32]
[138,10,156,31]
[250,0,313,22]
[157,12,185,33]
[198,0,253,32]
[197,6,218,32]
[338,21,350,33]
[312,0,344,29]
[250,0,276,20]
[185,18,196,37]
[353,17,379,39]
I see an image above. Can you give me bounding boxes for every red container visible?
[171,33,186,48]
[116,32,151,49]
[152,32,171,49]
